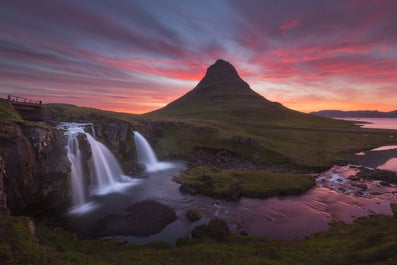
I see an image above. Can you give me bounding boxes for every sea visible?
[336,117,397,130]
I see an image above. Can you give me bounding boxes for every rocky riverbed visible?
[316,146,397,202]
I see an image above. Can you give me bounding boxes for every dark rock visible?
[179,184,197,195]
[188,147,261,169]
[229,181,242,201]
[240,230,248,236]
[117,240,128,246]
[0,121,70,214]
[232,136,258,146]
[357,168,397,184]
[191,224,208,239]
[0,155,7,209]
[191,218,231,239]
[93,200,177,237]
[207,218,231,237]
[186,209,203,222]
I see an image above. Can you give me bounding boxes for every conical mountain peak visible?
[193,59,251,95]
[150,59,289,119]
[203,59,240,81]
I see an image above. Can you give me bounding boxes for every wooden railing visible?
[7,95,42,105]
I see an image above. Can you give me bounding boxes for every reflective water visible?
[65,161,396,245]
[338,118,397,130]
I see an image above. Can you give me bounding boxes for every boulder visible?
[93,200,177,237]
[191,218,230,239]
[186,209,203,222]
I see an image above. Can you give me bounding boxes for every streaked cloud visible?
[1,0,396,113]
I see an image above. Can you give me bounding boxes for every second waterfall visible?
[133,131,174,172]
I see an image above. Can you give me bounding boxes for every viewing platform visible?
[5,95,44,121]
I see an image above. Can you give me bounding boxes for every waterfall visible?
[58,122,140,214]
[133,131,173,172]
[134,131,159,165]
[85,133,123,190]
[66,133,86,206]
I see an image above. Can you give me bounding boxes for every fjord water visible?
[337,117,397,130]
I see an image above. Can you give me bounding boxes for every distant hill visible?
[310,110,397,118]
[149,59,341,128]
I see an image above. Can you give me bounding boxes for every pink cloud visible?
[280,18,301,31]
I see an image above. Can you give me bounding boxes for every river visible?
[65,118,397,245]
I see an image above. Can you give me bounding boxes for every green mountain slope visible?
[149,59,345,128]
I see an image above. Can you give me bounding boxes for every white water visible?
[85,133,123,190]
[58,123,140,214]
[133,131,173,172]
[66,135,86,206]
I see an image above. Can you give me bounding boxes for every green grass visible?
[46,103,397,172]
[0,100,22,121]
[174,166,316,199]
[2,208,397,264]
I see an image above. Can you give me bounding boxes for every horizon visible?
[1,1,397,114]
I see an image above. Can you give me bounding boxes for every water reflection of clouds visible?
[378,158,397,172]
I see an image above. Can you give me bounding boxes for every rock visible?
[186,209,203,222]
[0,121,70,214]
[191,224,208,239]
[179,184,197,195]
[26,217,38,241]
[357,168,397,184]
[240,230,248,236]
[191,218,231,239]
[93,200,177,237]
[0,155,7,209]
[229,180,242,201]
[232,136,258,146]
[188,147,260,169]
[207,218,231,237]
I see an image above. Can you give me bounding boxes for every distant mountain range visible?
[310,110,397,118]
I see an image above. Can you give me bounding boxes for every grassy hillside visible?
[0,100,22,121]
[45,102,397,171]
[147,60,397,170]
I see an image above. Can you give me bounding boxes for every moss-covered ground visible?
[0,100,22,121]
[174,166,315,199]
[1,206,397,265]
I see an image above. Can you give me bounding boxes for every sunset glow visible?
[1,0,396,114]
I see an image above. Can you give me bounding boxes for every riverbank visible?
[1,206,397,265]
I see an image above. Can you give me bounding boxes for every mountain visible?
[311,110,397,118]
[149,59,333,127]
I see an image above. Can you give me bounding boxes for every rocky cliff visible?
[0,120,70,215]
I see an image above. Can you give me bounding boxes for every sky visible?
[1,0,396,114]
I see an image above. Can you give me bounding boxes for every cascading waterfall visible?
[133,131,173,172]
[85,133,123,190]
[66,130,86,207]
[134,131,159,166]
[58,122,139,214]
